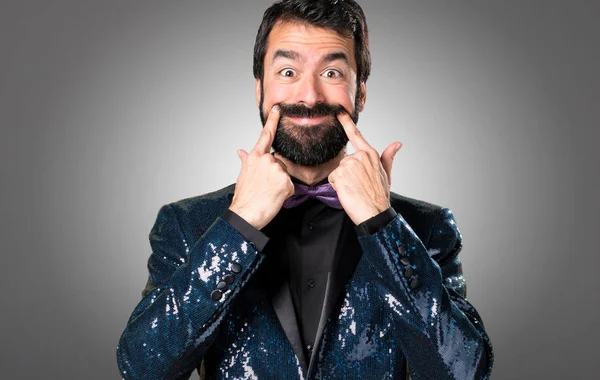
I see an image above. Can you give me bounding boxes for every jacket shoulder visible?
[163,183,236,241]
[390,192,446,245]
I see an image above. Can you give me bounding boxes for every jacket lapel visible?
[271,279,308,370]
[261,210,309,371]
[308,215,363,373]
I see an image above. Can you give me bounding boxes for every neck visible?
[274,147,347,186]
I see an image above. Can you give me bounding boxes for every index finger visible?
[337,112,373,152]
[253,105,280,154]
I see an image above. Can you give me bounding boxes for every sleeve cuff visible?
[222,209,269,252]
[354,207,397,236]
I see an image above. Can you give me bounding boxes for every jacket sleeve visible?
[117,204,265,379]
[358,208,494,380]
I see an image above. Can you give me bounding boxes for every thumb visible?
[238,149,249,164]
[380,142,402,183]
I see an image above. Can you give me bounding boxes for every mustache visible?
[277,102,347,119]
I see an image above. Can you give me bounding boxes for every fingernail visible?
[395,143,402,152]
[272,105,280,113]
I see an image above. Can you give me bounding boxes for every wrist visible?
[353,203,389,225]
[228,206,263,230]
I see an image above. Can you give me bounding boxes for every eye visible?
[322,69,342,79]
[279,68,297,78]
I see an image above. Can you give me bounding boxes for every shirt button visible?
[307,279,316,288]
[306,343,313,352]
[307,223,314,230]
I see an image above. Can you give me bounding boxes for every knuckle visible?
[355,150,368,159]
[357,148,372,158]
[347,157,360,167]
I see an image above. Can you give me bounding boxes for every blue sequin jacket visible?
[117,184,493,379]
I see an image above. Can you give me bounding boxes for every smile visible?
[285,115,332,125]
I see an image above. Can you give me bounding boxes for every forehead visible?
[266,21,356,66]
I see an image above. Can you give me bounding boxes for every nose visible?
[292,74,325,107]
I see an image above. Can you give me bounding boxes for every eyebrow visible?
[272,49,301,62]
[272,49,350,65]
[323,52,349,64]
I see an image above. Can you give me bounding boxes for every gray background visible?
[1,0,598,379]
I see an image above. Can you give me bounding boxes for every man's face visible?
[257,21,366,166]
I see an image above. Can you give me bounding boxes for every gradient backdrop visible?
[1,1,599,379]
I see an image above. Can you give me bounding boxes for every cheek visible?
[263,84,294,108]
[324,85,356,110]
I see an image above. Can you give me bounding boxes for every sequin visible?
[117,185,493,379]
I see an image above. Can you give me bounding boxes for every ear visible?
[358,81,367,112]
[255,78,262,107]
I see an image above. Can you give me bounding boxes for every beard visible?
[259,87,361,166]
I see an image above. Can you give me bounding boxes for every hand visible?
[229,106,294,230]
[328,113,402,225]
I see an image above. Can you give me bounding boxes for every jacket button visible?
[400,256,410,266]
[217,281,227,290]
[211,290,223,301]
[231,263,242,273]
[404,266,414,278]
[249,241,256,250]
[223,274,235,285]
[410,277,420,289]
[398,246,406,256]
[307,279,316,288]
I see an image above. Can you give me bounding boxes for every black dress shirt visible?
[223,178,396,362]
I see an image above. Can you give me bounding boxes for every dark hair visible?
[253,0,371,85]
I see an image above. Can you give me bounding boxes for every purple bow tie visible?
[283,182,343,209]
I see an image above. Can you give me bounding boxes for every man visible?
[117,0,494,379]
